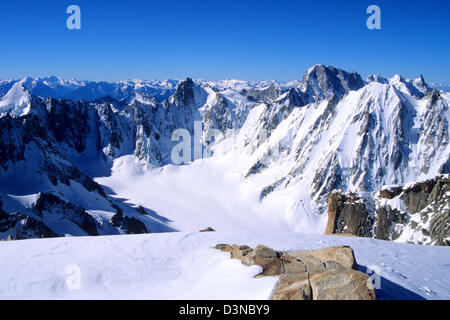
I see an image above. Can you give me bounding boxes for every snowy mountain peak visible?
[19,76,34,84]
[0,81,31,117]
[171,77,207,108]
[416,74,425,84]
[391,74,404,82]
[366,74,389,84]
[413,74,431,94]
[299,64,365,101]
[40,75,61,82]
[389,73,431,97]
[366,73,432,97]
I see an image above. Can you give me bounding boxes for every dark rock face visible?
[325,192,373,237]
[110,205,148,234]
[300,64,365,101]
[366,74,389,84]
[379,186,403,199]
[172,78,197,108]
[399,176,449,245]
[241,84,279,103]
[199,227,215,232]
[45,160,107,198]
[33,193,99,236]
[374,206,406,240]
[430,212,450,246]
[282,88,309,107]
[325,175,449,246]
[0,115,26,167]
[0,97,107,198]
[0,213,57,240]
[0,200,57,239]
[46,98,90,153]
[135,205,148,215]
[401,177,447,213]
[204,94,235,133]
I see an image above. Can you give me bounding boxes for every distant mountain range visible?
[0,73,448,104]
[430,82,450,92]
[0,76,301,103]
[0,76,180,102]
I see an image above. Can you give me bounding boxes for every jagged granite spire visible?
[299,64,365,101]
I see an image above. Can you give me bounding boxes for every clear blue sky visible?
[0,0,448,83]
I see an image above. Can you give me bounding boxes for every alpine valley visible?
[0,64,448,245]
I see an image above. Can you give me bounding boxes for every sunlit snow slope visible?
[0,231,448,300]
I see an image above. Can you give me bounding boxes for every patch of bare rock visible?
[215,244,376,300]
[325,175,449,245]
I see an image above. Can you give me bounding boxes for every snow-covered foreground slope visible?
[0,231,448,300]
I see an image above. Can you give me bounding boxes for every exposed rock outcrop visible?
[33,193,99,236]
[241,84,279,103]
[379,186,403,199]
[110,204,148,234]
[299,64,365,101]
[215,244,375,300]
[325,175,449,246]
[0,199,57,239]
[325,192,373,237]
[292,246,358,270]
[135,205,148,215]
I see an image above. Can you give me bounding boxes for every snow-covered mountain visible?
[0,65,448,245]
[0,76,82,99]
[198,79,300,92]
[0,80,32,117]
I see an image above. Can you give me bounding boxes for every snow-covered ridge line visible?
[0,64,442,101]
[0,76,299,102]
